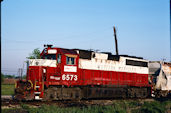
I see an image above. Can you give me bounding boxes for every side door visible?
[61,54,79,86]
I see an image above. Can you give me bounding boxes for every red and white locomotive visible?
[15,45,151,100]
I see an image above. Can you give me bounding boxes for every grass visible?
[1,84,15,95]
[131,100,171,113]
[2,104,127,113]
[2,100,171,113]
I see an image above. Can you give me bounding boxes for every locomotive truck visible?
[15,45,152,100]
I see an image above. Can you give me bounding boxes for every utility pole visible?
[113,26,119,55]
[170,0,171,62]
[18,68,23,80]
[0,0,3,75]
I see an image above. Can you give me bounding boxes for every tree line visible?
[1,73,26,82]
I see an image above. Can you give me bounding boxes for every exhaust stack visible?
[113,26,119,55]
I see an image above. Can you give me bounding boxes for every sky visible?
[1,0,170,75]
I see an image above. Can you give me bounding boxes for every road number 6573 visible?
[62,74,78,81]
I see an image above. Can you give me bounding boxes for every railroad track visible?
[1,95,171,108]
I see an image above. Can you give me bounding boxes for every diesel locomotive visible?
[15,45,152,100]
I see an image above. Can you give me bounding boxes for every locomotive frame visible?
[15,45,152,100]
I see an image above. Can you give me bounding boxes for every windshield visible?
[41,54,56,60]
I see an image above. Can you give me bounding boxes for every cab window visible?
[57,54,61,63]
[66,57,75,65]
[41,54,56,60]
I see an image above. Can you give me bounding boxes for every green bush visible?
[1,73,4,83]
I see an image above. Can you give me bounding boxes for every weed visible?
[136,101,166,113]
[2,100,171,113]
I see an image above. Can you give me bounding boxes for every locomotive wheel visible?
[42,87,82,101]
[128,88,134,98]
[128,87,148,98]
[43,88,53,101]
[161,91,168,97]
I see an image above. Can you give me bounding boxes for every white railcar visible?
[149,61,171,97]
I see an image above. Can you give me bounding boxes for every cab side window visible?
[66,57,75,65]
[57,54,61,63]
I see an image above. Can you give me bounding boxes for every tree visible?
[27,48,41,59]
[4,74,15,78]
[22,75,26,79]
[1,73,4,83]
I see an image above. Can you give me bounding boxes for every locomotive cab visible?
[15,45,79,100]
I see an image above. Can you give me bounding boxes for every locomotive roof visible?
[60,48,78,55]
[48,47,144,60]
[74,49,144,59]
[101,52,143,59]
